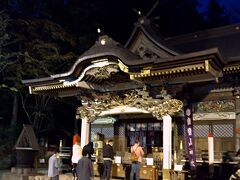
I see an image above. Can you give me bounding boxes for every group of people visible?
[48,134,144,180]
[71,139,115,180]
[101,138,144,180]
[47,140,94,180]
[72,141,94,180]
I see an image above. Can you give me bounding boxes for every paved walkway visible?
[0,170,122,180]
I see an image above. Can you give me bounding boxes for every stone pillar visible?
[234,88,240,151]
[162,114,172,180]
[81,117,90,148]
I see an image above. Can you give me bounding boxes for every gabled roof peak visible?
[137,16,150,26]
[125,16,179,56]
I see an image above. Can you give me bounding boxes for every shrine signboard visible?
[184,105,197,171]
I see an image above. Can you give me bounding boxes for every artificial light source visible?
[100,39,106,45]
[97,28,101,34]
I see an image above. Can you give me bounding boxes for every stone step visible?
[1,172,122,180]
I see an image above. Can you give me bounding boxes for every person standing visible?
[102,139,114,180]
[71,141,82,179]
[48,148,60,180]
[84,141,94,160]
[130,139,144,180]
[73,131,81,145]
[76,148,94,180]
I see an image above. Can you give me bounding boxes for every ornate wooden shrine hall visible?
[23,15,240,179]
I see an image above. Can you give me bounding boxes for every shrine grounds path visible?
[0,170,121,180]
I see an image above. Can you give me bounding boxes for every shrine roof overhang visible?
[164,23,240,61]
[22,36,147,88]
[22,41,225,96]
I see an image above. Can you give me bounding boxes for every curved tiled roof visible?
[22,35,152,86]
[49,35,154,79]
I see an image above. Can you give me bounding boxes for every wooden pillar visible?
[234,88,240,151]
[162,114,172,180]
[81,117,90,148]
[173,121,178,164]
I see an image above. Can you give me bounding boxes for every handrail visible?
[59,146,72,159]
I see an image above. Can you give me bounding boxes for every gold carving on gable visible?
[86,64,119,79]
[136,44,159,60]
[78,88,183,122]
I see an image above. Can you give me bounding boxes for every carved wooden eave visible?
[23,36,225,96]
[78,88,183,122]
[223,63,240,74]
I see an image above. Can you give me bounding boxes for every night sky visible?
[3,0,240,43]
[197,0,240,23]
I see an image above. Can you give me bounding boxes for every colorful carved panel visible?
[193,100,235,113]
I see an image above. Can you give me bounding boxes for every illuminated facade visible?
[23,16,240,179]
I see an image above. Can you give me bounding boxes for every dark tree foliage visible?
[0,12,78,131]
[0,9,79,168]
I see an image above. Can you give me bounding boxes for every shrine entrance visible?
[77,87,183,179]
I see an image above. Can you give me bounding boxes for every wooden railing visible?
[178,150,237,163]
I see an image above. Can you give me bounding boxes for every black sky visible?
[3,0,240,46]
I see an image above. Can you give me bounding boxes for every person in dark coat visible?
[84,142,94,160]
[102,139,114,180]
[76,148,94,180]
